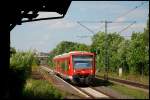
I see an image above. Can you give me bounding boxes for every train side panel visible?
[54,57,71,79]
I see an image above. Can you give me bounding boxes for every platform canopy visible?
[1,0,72,31]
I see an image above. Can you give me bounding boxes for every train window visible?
[72,55,93,69]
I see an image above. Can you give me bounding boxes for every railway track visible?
[42,65,149,90]
[40,66,111,99]
[76,86,110,99]
[96,75,149,90]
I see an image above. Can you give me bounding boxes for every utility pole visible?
[104,20,108,80]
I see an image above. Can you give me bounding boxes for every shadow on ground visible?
[90,77,113,87]
[69,78,113,87]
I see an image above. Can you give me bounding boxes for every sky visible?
[11,1,149,53]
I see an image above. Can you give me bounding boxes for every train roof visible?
[53,51,94,59]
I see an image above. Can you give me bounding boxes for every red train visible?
[53,51,96,84]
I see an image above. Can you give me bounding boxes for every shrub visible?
[9,51,34,98]
[22,79,64,99]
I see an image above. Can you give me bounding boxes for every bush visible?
[9,51,34,98]
[22,79,64,99]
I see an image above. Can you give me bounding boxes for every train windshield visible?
[72,55,93,69]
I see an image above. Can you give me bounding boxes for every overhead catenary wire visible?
[114,1,148,22]
[77,21,95,34]
[98,2,147,33]
[77,21,136,38]
[118,21,136,34]
[77,1,148,36]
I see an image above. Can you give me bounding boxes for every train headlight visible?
[74,70,76,73]
[81,71,85,73]
[91,70,93,73]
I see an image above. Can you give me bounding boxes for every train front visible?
[71,52,95,85]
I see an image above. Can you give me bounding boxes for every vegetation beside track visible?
[9,50,34,98]
[95,77,149,99]
[22,78,64,99]
[108,83,149,99]
[97,70,149,85]
[9,49,64,99]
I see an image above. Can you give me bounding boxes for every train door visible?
[65,59,70,76]
[62,59,68,75]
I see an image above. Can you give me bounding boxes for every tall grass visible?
[109,84,149,99]
[9,51,34,98]
[98,69,149,85]
[22,79,64,99]
[10,51,33,70]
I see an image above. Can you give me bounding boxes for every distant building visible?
[37,52,49,65]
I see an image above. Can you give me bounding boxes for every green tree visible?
[117,40,130,73]
[108,33,124,72]
[91,32,105,70]
[142,17,149,75]
[143,17,149,46]
[127,32,148,75]
[91,32,124,72]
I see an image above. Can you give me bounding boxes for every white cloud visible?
[109,23,125,31]
[131,23,145,31]
[23,18,79,32]
[37,12,62,18]
[115,17,126,22]
[46,19,78,30]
